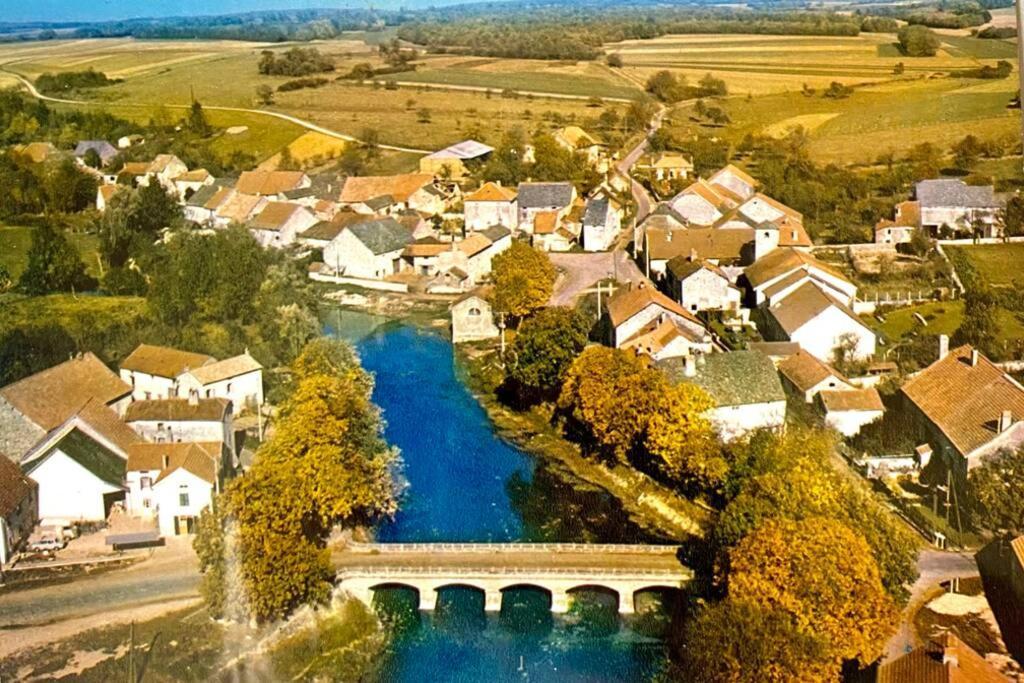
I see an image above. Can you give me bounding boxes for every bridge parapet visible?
[344,542,680,555]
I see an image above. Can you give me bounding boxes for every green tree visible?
[43,157,98,214]
[1004,195,1024,237]
[256,84,275,105]
[952,285,999,358]
[100,182,182,267]
[968,446,1024,537]
[697,73,728,97]
[0,263,12,293]
[952,134,983,169]
[645,382,724,489]
[491,242,556,322]
[675,598,831,683]
[18,223,94,294]
[645,70,687,103]
[505,306,590,405]
[83,147,102,169]
[606,53,623,68]
[727,517,898,675]
[187,100,212,137]
[898,25,940,57]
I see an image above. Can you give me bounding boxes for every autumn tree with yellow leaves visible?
[491,242,556,323]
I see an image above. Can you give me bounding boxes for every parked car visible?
[28,536,65,552]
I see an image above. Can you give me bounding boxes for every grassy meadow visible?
[945,243,1024,287]
[0,225,102,279]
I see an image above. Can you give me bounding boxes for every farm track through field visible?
[1,69,434,154]
[628,61,911,78]
[364,78,637,103]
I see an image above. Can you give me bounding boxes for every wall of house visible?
[1,487,37,564]
[680,270,740,312]
[465,201,518,231]
[409,188,446,216]
[615,306,700,348]
[129,419,232,451]
[876,226,915,244]
[177,371,261,413]
[825,409,884,437]
[324,231,397,280]
[790,308,876,362]
[125,469,159,517]
[31,450,121,522]
[582,208,622,252]
[710,401,786,442]
[120,369,178,402]
[452,298,500,343]
[152,468,214,536]
[921,206,998,230]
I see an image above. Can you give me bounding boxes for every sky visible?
[1,0,465,24]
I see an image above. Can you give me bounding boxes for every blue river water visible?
[325,310,669,682]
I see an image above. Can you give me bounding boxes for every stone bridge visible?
[332,543,692,614]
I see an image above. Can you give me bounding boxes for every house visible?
[120,344,215,402]
[900,339,1024,475]
[916,179,1003,237]
[0,455,37,564]
[117,134,144,149]
[666,255,742,313]
[175,353,264,414]
[173,168,215,200]
[214,192,267,228]
[581,196,622,252]
[606,281,712,354]
[441,230,510,283]
[875,632,1005,683]
[0,353,132,462]
[708,164,758,202]
[323,218,413,279]
[464,182,518,231]
[644,226,757,278]
[531,210,578,252]
[96,184,122,212]
[875,200,920,244]
[125,396,235,453]
[762,281,877,362]
[137,154,189,190]
[74,140,118,166]
[125,441,225,536]
[553,126,607,170]
[184,184,235,225]
[517,182,577,233]
[747,341,801,364]
[451,287,501,343]
[668,178,737,226]
[777,349,851,402]
[820,388,884,436]
[402,237,451,277]
[419,139,493,179]
[620,317,714,361]
[340,174,450,216]
[236,170,311,197]
[248,201,318,248]
[743,247,858,307]
[659,351,787,442]
[636,152,693,182]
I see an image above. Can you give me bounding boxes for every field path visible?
[365,77,636,103]
[2,69,433,154]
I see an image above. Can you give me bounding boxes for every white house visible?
[323,218,413,280]
[659,351,787,442]
[464,182,518,231]
[581,196,622,252]
[248,201,318,249]
[340,174,453,216]
[764,281,877,363]
[875,200,920,244]
[606,281,712,353]
[916,179,1003,237]
[173,169,215,200]
[214,192,268,228]
[125,396,234,453]
[176,353,264,414]
[126,441,224,536]
[517,182,576,233]
[777,349,851,403]
[636,152,693,182]
[666,256,741,313]
[451,287,501,343]
[120,344,216,402]
[184,185,234,225]
[820,388,885,437]
[744,247,858,307]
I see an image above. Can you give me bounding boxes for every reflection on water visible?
[325,309,669,681]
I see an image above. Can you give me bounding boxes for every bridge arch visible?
[368,582,421,610]
[631,584,684,615]
[567,584,622,612]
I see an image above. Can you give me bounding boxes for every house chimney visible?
[938,335,949,361]
[971,349,980,367]
[684,354,697,377]
[999,410,1014,433]
[941,652,959,669]
[689,248,698,262]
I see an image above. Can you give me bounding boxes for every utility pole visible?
[1018,0,1024,170]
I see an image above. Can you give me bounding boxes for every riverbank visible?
[454,343,713,543]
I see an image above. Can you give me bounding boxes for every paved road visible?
[0,546,199,629]
[617,105,667,223]
[548,251,646,306]
[883,548,979,661]
[2,69,432,155]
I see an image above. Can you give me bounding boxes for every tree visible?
[645,70,687,103]
[606,53,623,68]
[697,73,727,97]
[898,25,940,57]
[491,242,556,322]
[83,147,102,169]
[256,84,275,105]
[675,598,831,683]
[187,100,211,137]
[18,223,94,295]
[416,107,432,124]
[968,446,1024,537]
[0,263,11,293]
[1004,195,1024,237]
[727,518,898,674]
[42,158,98,214]
[505,306,590,405]
[952,134,984,169]
[893,62,906,75]
[558,346,666,461]
[99,182,182,268]
[645,383,724,489]
[952,285,999,358]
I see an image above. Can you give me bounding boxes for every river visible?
[326,310,671,682]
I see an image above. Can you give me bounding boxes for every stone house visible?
[248,201,318,249]
[235,170,311,198]
[451,287,500,343]
[637,152,693,182]
[659,351,787,442]
[531,210,579,252]
[777,349,851,403]
[875,633,1006,683]
[606,281,712,353]
[875,200,920,244]
[0,455,37,564]
[173,169,215,200]
[666,256,741,313]
[517,182,577,233]
[553,126,607,170]
[900,340,1024,476]
[820,388,885,437]
[96,184,122,212]
[744,247,858,307]
[762,281,877,363]
[213,192,268,228]
[644,225,757,279]
[464,182,518,231]
[176,353,264,414]
[323,218,413,279]
[74,140,118,166]
[581,196,622,252]
[125,441,226,536]
[340,174,454,216]
[916,179,1003,237]
[120,344,216,402]
[125,396,235,453]
[184,184,234,225]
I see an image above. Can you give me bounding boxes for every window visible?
[143,498,151,509]
[468,307,481,317]
[179,487,190,507]
[141,476,152,490]
[226,383,232,394]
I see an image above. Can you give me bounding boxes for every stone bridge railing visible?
[343,542,679,555]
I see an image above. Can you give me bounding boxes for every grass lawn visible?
[385,65,640,99]
[0,293,148,333]
[945,243,1024,287]
[868,299,1024,347]
[0,225,102,279]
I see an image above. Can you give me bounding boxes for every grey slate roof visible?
[186,184,221,208]
[659,351,785,407]
[915,179,1000,209]
[583,197,610,227]
[347,218,412,255]
[517,182,574,209]
[479,225,511,242]
[364,195,395,210]
[74,140,118,161]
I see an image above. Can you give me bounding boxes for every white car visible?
[28,537,65,552]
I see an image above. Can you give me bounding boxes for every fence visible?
[309,271,409,293]
[853,289,948,314]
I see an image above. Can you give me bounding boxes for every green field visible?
[868,299,1024,346]
[0,225,101,278]
[382,65,640,99]
[945,243,1024,287]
